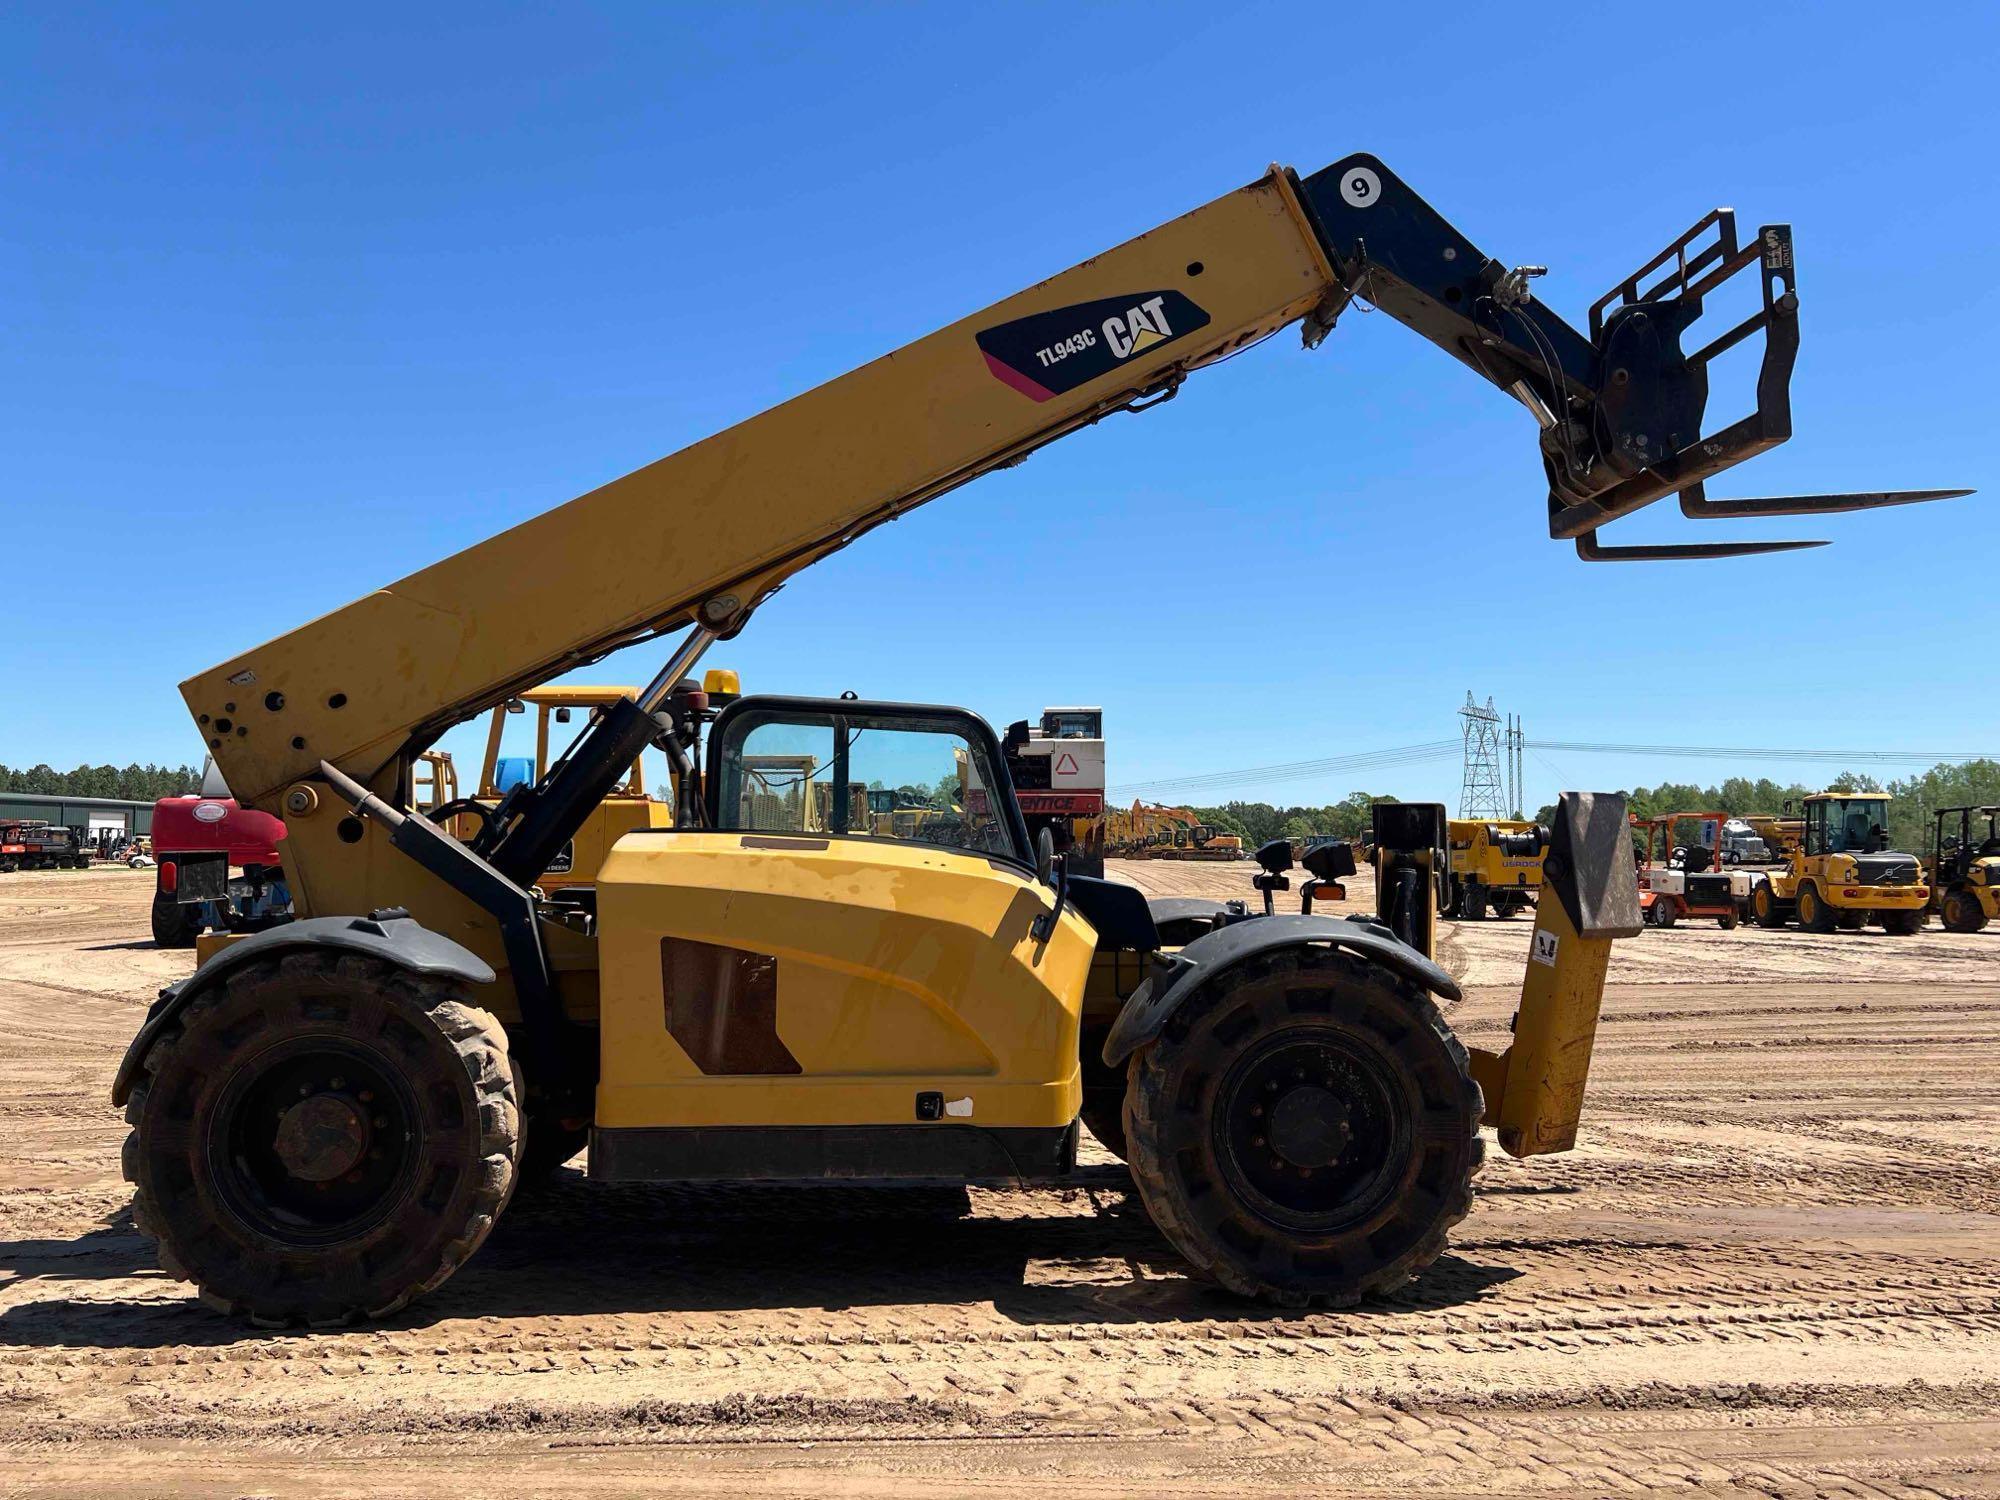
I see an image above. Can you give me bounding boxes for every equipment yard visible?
[4,863,1994,1497]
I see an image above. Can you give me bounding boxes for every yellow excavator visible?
[115,153,1962,1324]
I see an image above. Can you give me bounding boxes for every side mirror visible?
[554,706,573,724]
[505,698,525,716]
[1035,825,1057,885]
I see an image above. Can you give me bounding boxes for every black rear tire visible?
[1124,948,1481,1307]
[150,891,202,949]
[123,949,518,1326]
[1880,909,1924,936]
[1941,890,1988,934]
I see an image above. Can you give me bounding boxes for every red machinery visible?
[1634,811,1744,930]
[149,789,290,948]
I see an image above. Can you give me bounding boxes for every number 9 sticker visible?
[1340,167,1381,209]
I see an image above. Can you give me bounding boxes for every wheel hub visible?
[1267,1085,1352,1168]
[273,1093,369,1181]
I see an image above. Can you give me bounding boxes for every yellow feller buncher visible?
[114,153,1963,1323]
[1748,791,1931,933]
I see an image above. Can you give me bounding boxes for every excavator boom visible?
[184,154,1964,812]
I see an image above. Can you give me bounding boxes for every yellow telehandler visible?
[114,152,1960,1323]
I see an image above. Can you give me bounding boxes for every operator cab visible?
[705,696,1027,863]
[699,694,1156,948]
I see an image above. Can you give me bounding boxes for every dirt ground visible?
[2,863,1996,1497]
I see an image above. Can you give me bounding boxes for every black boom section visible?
[1292,154,1969,560]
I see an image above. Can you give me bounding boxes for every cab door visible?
[593,699,1095,1139]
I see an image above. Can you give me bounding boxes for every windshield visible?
[713,706,1025,863]
[1819,797,1889,854]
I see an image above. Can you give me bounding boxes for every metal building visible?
[0,791,160,839]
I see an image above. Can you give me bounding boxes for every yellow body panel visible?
[184,173,1329,811]
[593,833,1094,1130]
[1467,892,1615,1157]
[1765,857,1929,912]
[1446,818,1546,891]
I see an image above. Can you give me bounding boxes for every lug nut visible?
[1250,1105,1264,1118]
[358,1090,374,1103]
[329,1076,346,1090]
[372,1116,388,1129]
[1252,1136,1265,1148]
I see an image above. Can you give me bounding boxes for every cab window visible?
[711,705,1025,863]
[1812,798,1888,854]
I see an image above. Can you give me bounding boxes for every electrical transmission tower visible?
[1505,712,1525,817]
[1458,692,1507,820]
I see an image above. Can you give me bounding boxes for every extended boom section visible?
[184,154,1964,819]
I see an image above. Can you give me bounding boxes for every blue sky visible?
[2,4,1992,812]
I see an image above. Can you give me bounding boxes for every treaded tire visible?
[1941,890,1988,934]
[1880,909,1924,936]
[123,950,518,1326]
[1751,882,1786,929]
[1797,884,1836,933]
[150,891,201,949]
[1124,948,1482,1307]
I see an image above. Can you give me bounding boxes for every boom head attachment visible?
[1295,158,1971,561]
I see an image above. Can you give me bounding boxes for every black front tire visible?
[150,892,202,949]
[1752,883,1786,929]
[123,949,519,1326]
[1797,884,1836,933]
[1124,948,1481,1307]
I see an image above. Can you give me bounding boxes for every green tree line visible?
[1193,760,2000,859]
[0,763,201,800]
[1529,760,2000,857]
[1192,792,1397,848]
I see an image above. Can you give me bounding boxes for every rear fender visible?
[110,913,494,1106]
[1101,913,1461,1068]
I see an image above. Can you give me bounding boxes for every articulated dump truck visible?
[114,152,1964,1323]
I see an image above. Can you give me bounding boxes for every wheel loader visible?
[1748,791,1930,933]
[114,152,1966,1324]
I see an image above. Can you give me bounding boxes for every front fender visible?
[1101,913,1461,1068]
[111,913,494,1107]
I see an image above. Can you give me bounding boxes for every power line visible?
[1107,739,1994,800]
[1530,741,1994,766]
[1108,741,1457,800]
